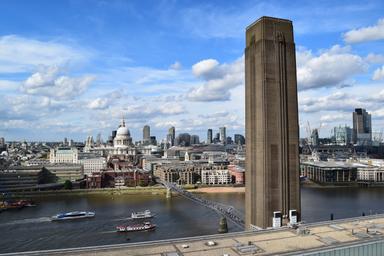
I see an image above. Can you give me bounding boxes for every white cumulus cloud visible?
[344,18,384,44]
[0,35,89,73]
[22,65,95,99]
[192,59,220,79]
[299,91,366,113]
[170,61,182,70]
[87,98,110,110]
[297,45,366,90]
[320,113,349,122]
[187,57,244,102]
[372,66,384,81]
[365,53,384,64]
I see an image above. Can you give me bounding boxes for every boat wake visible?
[98,230,116,234]
[113,217,132,221]
[0,217,52,226]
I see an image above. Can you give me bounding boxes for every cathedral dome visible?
[113,118,132,149]
[116,118,131,136]
[116,126,130,136]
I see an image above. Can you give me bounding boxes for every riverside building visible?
[201,169,231,185]
[50,147,106,176]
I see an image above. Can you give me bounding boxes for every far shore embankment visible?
[2,185,246,198]
[5,181,372,199]
[2,186,167,198]
[188,186,245,193]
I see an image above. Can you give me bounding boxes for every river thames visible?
[1,187,384,253]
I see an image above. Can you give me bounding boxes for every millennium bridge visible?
[157,179,245,229]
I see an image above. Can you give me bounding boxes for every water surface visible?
[1,187,384,253]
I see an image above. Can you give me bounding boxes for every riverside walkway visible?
[157,179,245,229]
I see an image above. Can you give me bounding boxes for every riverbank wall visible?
[300,180,360,188]
[2,185,247,198]
[2,186,169,198]
[8,181,379,199]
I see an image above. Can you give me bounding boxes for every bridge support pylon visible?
[218,216,228,233]
[166,187,172,198]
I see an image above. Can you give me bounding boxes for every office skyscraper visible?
[213,133,220,143]
[245,17,300,229]
[334,125,352,145]
[207,129,213,144]
[0,137,5,152]
[168,126,176,146]
[176,133,191,147]
[353,108,372,145]
[143,125,150,141]
[150,136,157,145]
[234,134,245,145]
[219,127,226,144]
[191,135,200,145]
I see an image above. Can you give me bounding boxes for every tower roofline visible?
[246,16,292,30]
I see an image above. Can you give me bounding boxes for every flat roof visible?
[7,214,384,256]
[246,16,292,30]
[301,161,367,169]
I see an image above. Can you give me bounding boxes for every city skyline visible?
[1,0,384,141]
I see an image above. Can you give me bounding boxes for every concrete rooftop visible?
[5,214,384,256]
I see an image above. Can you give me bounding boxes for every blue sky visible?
[0,0,384,142]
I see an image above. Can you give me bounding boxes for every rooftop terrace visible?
[4,214,384,256]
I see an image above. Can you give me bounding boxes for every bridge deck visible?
[5,214,384,256]
[158,180,245,229]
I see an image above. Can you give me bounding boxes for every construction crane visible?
[372,130,383,144]
[304,121,325,159]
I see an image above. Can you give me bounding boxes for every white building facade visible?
[50,147,106,176]
[49,147,78,164]
[78,157,107,176]
[357,167,384,182]
[201,169,231,185]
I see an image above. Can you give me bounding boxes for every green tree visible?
[63,180,73,190]
[149,179,156,186]
[138,180,148,187]
[38,168,58,184]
